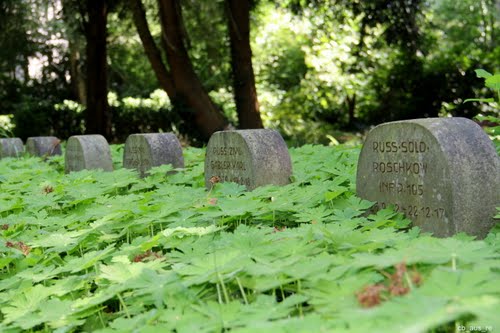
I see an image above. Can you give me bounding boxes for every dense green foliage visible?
[254,0,499,142]
[0,1,498,143]
[12,91,180,143]
[465,69,500,153]
[0,144,499,332]
[0,0,73,126]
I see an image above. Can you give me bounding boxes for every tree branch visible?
[129,0,176,98]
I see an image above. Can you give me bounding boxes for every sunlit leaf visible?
[485,74,500,90]
[474,69,492,79]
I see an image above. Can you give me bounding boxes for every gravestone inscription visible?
[205,129,292,190]
[123,133,184,177]
[65,135,113,173]
[356,117,499,238]
[0,138,23,158]
[26,136,62,157]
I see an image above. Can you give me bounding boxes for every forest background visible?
[0,0,499,146]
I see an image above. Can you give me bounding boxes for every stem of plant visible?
[98,309,106,328]
[218,273,230,304]
[216,282,223,304]
[116,293,131,319]
[236,276,248,305]
[297,280,303,318]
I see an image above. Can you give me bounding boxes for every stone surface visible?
[65,135,113,173]
[205,129,292,190]
[26,136,62,157]
[123,133,184,177]
[0,138,23,158]
[356,117,500,238]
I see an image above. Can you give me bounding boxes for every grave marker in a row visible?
[1,136,62,159]
[0,138,23,158]
[204,129,292,190]
[356,117,499,238]
[65,135,113,173]
[123,133,184,177]
[26,136,62,157]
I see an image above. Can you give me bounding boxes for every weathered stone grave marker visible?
[0,138,24,158]
[356,117,499,238]
[205,129,292,190]
[26,136,62,157]
[123,133,184,177]
[65,135,113,173]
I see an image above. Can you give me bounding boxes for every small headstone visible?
[65,135,113,173]
[356,117,500,238]
[26,136,62,157]
[205,129,292,190]
[123,133,184,177]
[0,138,24,158]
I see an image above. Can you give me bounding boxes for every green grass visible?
[0,144,498,332]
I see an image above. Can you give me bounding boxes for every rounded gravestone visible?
[356,117,499,238]
[123,133,184,177]
[65,135,113,173]
[205,129,292,190]
[0,138,24,158]
[26,136,62,157]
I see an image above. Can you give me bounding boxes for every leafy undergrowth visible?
[0,145,499,333]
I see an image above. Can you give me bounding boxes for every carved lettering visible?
[207,143,251,187]
[372,141,429,153]
[379,181,424,196]
[212,146,243,156]
[372,162,427,175]
[125,145,150,168]
[209,174,252,187]
[210,160,247,171]
[368,139,435,220]
[374,202,446,219]
[65,147,85,168]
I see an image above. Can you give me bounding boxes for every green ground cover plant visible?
[466,69,500,154]
[0,144,499,332]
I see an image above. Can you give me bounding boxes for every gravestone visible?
[205,129,292,190]
[26,136,62,157]
[356,117,500,238]
[65,135,113,173]
[0,138,24,158]
[123,133,184,177]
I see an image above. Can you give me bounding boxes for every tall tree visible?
[130,0,228,140]
[0,0,34,116]
[226,0,263,129]
[82,0,112,138]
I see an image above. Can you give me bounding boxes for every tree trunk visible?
[129,0,176,98]
[226,0,263,129]
[346,93,356,127]
[69,41,86,104]
[85,0,112,139]
[158,0,228,139]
